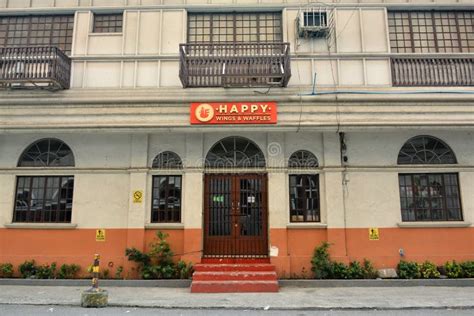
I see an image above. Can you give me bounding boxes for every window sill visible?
[286,223,327,229]
[145,223,184,230]
[4,223,77,230]
[397,222,471,228]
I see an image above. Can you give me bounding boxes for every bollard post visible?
[81,253,108,308]
[91,254,100,291]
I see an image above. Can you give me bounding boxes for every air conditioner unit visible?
[297,9,330,38]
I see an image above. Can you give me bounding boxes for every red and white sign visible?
[190,102,277,125]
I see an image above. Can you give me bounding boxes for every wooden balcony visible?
[391,57,474,87]
[0,46,71,90]
[179,42,291,88]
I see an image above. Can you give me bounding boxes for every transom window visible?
[397,135,462,222]
[205,136,266,168]
[93,13,123,33]
[18,138,75,167]
[14,138,75,224]
[289,174,320,222]
[187,12,282,43]
[152,151,183,169]
[151,176,182,223]
[0,15,74,54]
[397,135,457,165]
[388,11,474,53]
[288,150,319,168]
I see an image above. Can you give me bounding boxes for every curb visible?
[1,278,473,287]
[279,278,474,287]
[0,279,191,288]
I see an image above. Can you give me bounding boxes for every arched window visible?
[397,135,462,222]
[205,136,265,168]
[287,150,320,223]
[397,135,457,165]
[288,150,319,168]
[151,151,183,223]
[14,138,75,223]
[152,151,182,169]
[18,138,75,167]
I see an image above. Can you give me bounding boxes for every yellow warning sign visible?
[133,190,143,203]
[96,229,106,242]
[369,228,379,241]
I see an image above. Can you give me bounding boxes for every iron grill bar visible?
[391,57,474,86]
[0,46,71,90]
[179,42,291,88]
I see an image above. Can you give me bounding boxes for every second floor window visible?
[388,11,474,53]
[0,15,74,54]
[93,13,123,33]
[187,12,282,43]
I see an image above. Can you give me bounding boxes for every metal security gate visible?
[204,174,268,257]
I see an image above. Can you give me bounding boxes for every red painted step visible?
[191,280,279,293]
[194,264,276,272]
[192,271,277,281]
[191,262,279,293]
[201,258,271,264]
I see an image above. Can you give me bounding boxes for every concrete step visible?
[192,271,278,281]
[193,264,276,272]
[190,280,279,293]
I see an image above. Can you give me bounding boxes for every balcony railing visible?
[391,57,474,87]
[0,46,71,90]
[179,42,291,88]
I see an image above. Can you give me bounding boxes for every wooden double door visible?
[203,173,268,258]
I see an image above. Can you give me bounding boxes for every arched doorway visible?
[203,136,268,258]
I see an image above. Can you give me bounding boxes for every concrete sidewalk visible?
[0,285,474,310]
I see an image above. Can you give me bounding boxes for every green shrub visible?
[57,264,80,279]
[331,262,349,279]
[176,260,194,279]
[445,261,463,278]
[362,259,379,279]
[460,261,474,278]
[311,242,333,279]
[311,243,379,280]
[126,231,182,279]
[19,260,37,278]
[35,263,57,279]
[115,266,124,279]
[419,261,440,279]
[0,263,14,278]
[347,261,365,279]
[397,260,421,279]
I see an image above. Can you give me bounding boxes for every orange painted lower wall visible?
[270,227,474,278]
[1,227,473,278]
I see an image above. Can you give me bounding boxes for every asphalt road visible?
[0,305,473,316]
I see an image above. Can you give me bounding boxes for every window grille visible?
[388,11,474,53]
[151,175,182,223]
[14,176,74,223]
[288,150,319,168]
[18,138,75,167]
[93,13,123,33]
[205,136,266,168]
[397,135,457,165]
[399,173,462,221]
[152,151,183,169]
[187,12,282,43]
[289,174,320,222]
[0,15,74,54]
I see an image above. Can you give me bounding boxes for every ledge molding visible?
[3,223,77,230]
[286,223,327,229]
[144,223,184,230]
[397,221,472,228]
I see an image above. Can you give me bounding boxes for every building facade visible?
[0,0,473,278]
